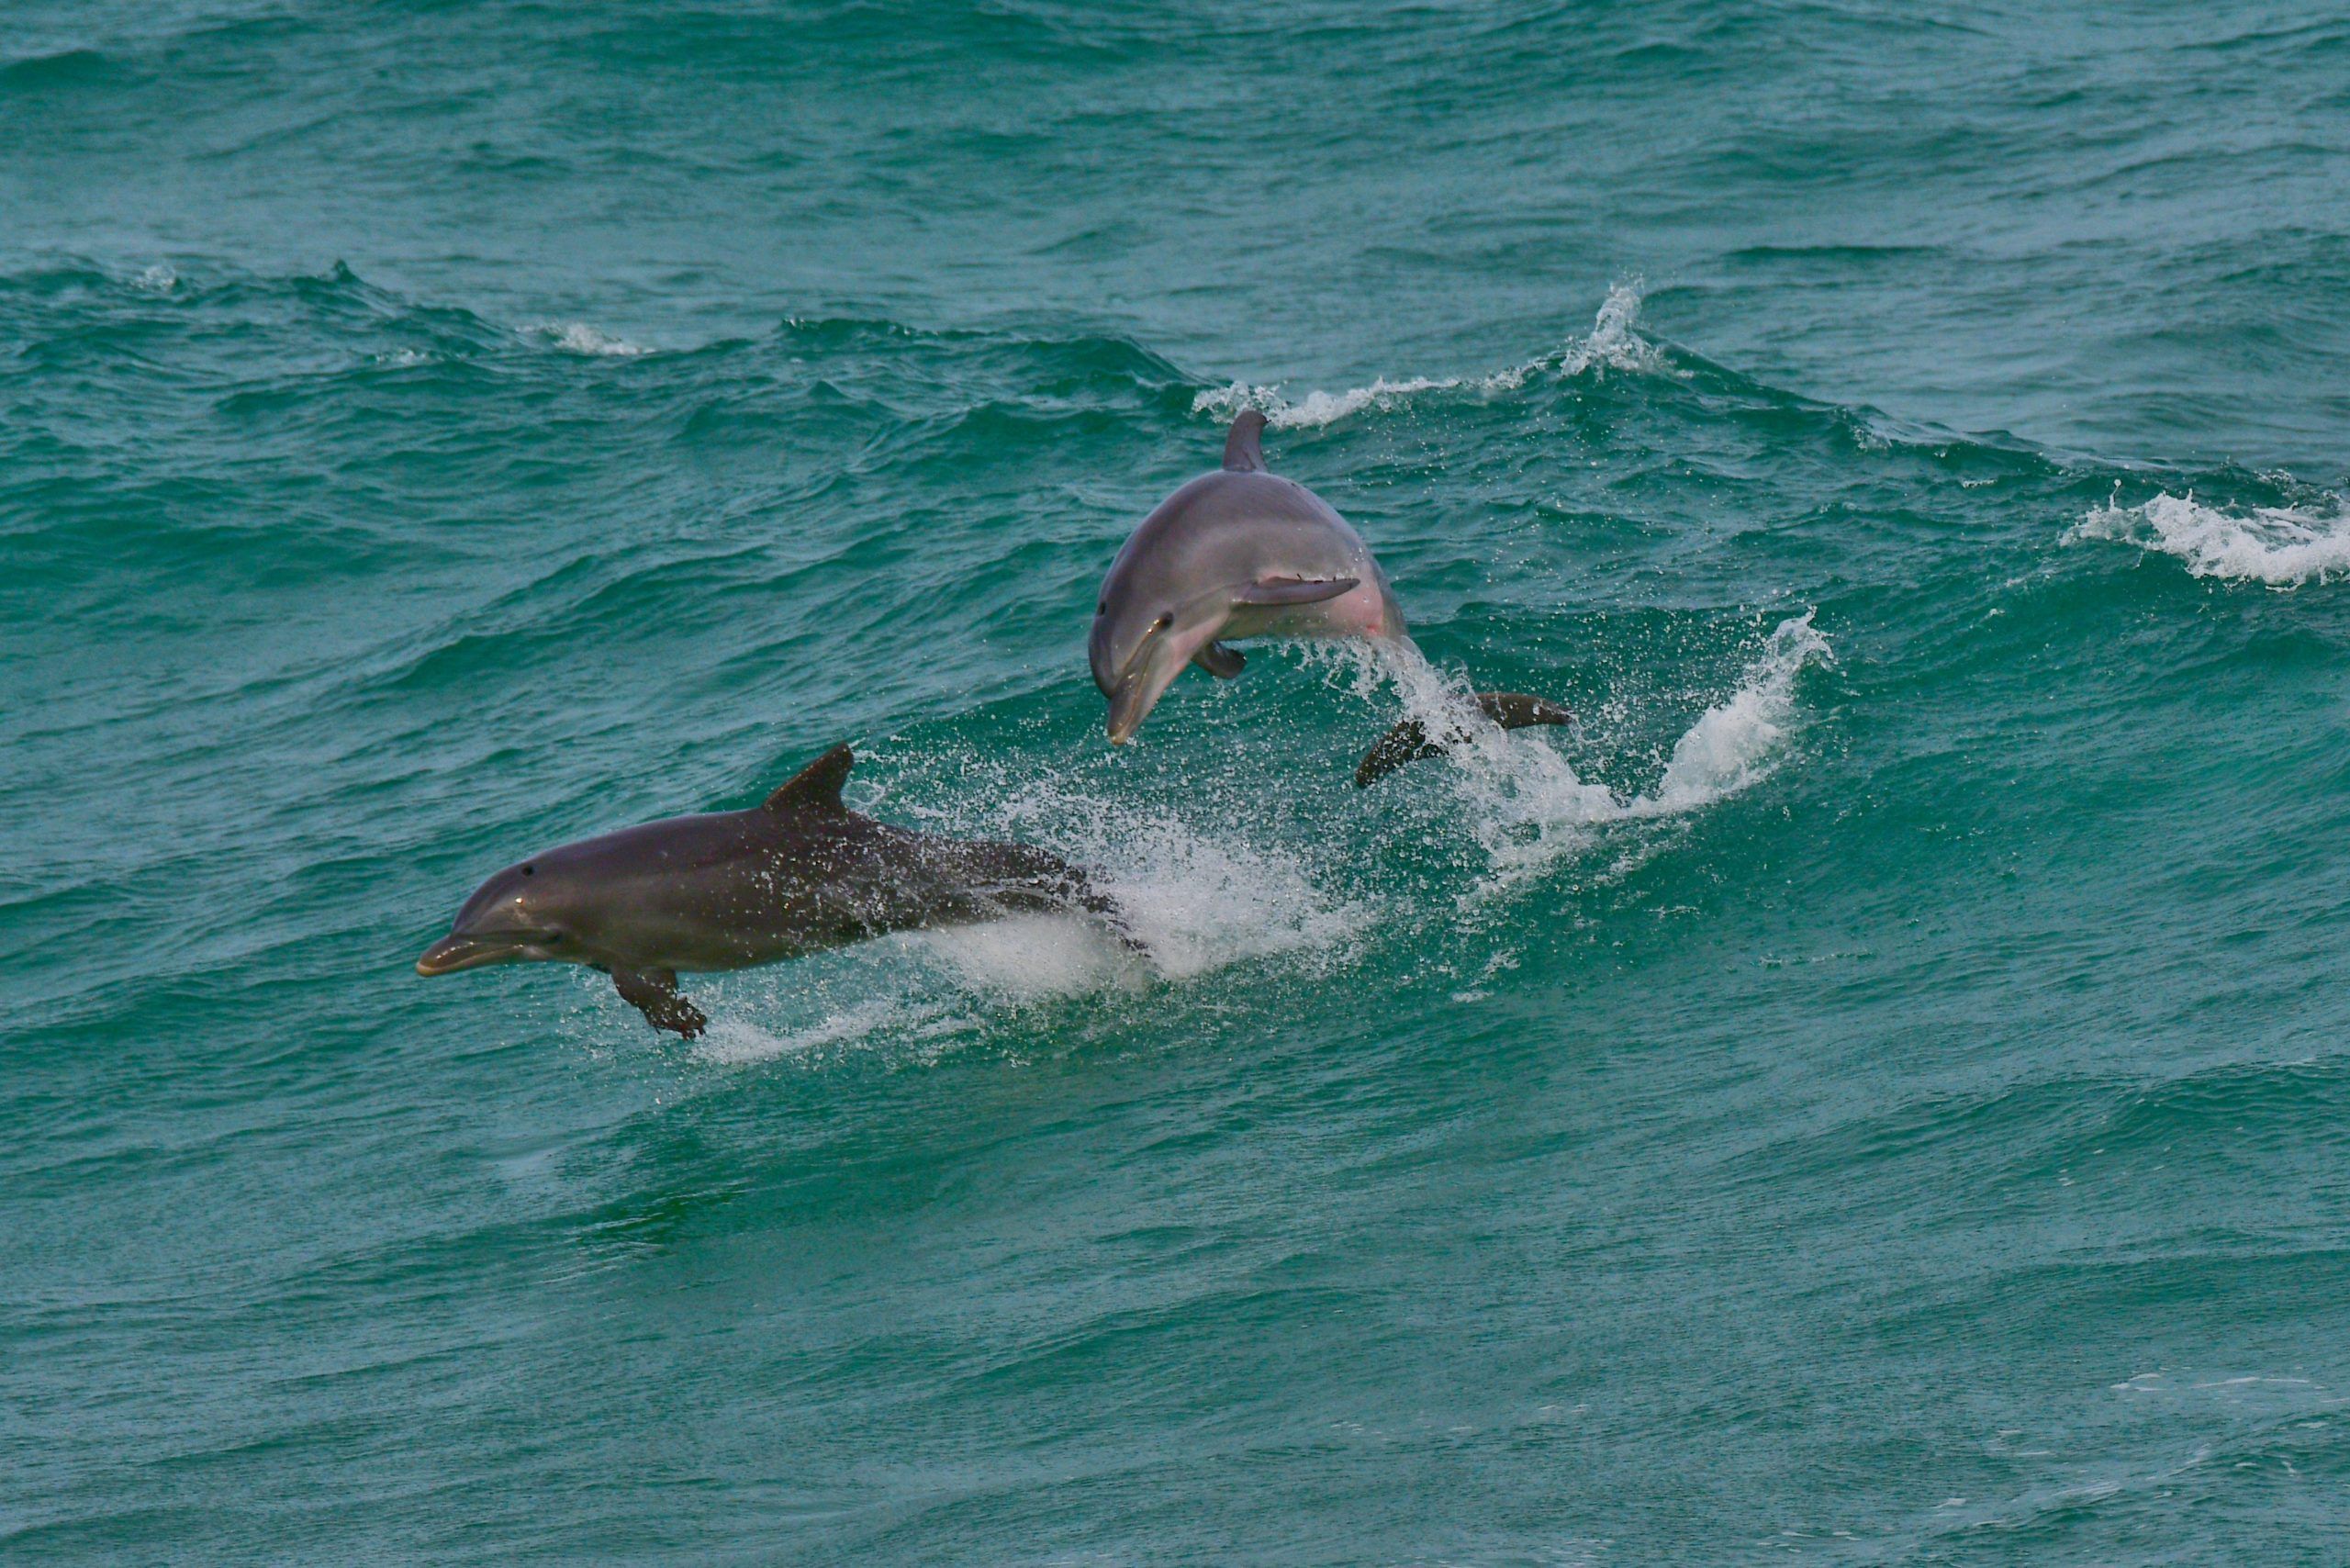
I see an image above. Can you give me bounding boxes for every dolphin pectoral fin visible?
[1354,690,1575,788]
[1222,409,1269,473]
[610,966,707,1039]
[1233,575,1360,607]
[1193,641,1246,678]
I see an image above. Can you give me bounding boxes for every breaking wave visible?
[2070,490,2350,586]
[1192,282,1665,431]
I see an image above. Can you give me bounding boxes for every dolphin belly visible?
[1223,573,1403,643]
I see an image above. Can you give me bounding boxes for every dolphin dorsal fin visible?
[1222,409,1268,473]
[764,744,854,813]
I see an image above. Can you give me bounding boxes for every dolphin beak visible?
[416,934,513,976]
[1105,680,1151,745]
[1106,660,1187,745]
[1104,620,1208,744]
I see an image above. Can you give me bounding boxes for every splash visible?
[1068,813,1366,981]
[1639,614,1833,812]
[1324,614,1830,896]
[1191,283,1663,431]
[2070,490,2350,586]
[679,612,1826,1053]
[1556,280,1664,376]
[528,320,653,357]
[925,771,1370,984]
[914,913,1137,997]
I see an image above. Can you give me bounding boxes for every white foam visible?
[530,320,653,357]
[2070,490,2350,586]
[132,263,177,293]
[1190,282,1661,431]
[914,913,1137,998]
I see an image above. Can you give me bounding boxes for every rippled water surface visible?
[6,3,2349,1562]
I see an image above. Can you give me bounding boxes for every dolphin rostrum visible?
[1089,409,1572,777]
[416,745,1132,1037]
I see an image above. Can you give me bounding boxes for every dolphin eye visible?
[522,865,534,876]
[1154,614,1171,629]
[1096,600,1106,614]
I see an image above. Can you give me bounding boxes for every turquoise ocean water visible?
[6,4,2350,1561]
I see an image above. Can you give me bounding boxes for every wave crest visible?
[1191,282,1664,431]
[527,320,653,357]
[2070,490,2350,586]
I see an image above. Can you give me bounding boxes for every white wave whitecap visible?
[2069,491,2350,586]
[1192,282,1664,431]
[529,320,653,357]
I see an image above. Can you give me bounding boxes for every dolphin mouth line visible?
[1105,665,1167,745]
[415,931,548,976]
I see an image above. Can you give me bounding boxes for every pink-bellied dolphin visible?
[1089,409,1571,776]
[416,745,1133,1037]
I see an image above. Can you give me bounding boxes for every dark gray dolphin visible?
[416,745,1131,1037]
[1090,409,1572,774]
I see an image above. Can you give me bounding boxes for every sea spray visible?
[1639,614,1833,814]
[897,756,1372,982]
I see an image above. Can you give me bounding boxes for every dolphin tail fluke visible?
[1475,691,1575,732]
[1354,690,1574,788]
[1222,409,1268,472]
